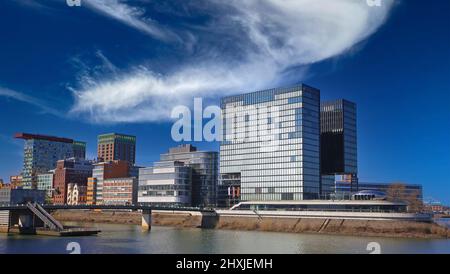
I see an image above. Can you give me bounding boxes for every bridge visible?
[0,203,214,236]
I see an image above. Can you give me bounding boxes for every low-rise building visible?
[67,183,87,205]
[217,173,241,208]
[102,177,138,206]
[0,179,8,190]
[0,188,45,205]
[138,161,192,207]
[9,175,23,189]
[91,160,130,205]
[86,177,97,205]
[160,145,218,207]
[358,182,423,201]
[37,172,54,201]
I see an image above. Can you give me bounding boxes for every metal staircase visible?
[26,202,64,231]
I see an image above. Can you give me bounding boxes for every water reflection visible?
[0,222,449,254]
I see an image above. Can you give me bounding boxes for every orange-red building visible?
[88,160,131,205]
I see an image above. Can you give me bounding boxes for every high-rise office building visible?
[97,133,136,165]
[15,133,86,189]
[220,84,321,201]
[159,145,218,207]
[320,100,358,196]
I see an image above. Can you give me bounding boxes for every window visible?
[281,193,294,200]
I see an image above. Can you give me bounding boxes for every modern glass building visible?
[320,100,358,195]
[320,99,357,174]
[159,145,218,207]
[15,133,84,189]
[220,84,321,201]
[138,161,192,206]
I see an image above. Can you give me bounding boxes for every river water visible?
[0,220,449,254]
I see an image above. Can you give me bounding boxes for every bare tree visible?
[386,183,407,202]
[387,182,423,213]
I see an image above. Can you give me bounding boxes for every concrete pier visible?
[142,209,152,231]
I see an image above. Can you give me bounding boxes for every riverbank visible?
[51,210,450,239]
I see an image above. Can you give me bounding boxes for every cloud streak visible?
[0,87,62,116]
[71,0,395,123]
[84,0,180,42]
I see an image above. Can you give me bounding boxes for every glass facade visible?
[320,99,357,175]
[320,99,358,196]
[36,172,54,200]
[92,165,105,203]
[159,145,218,207]
[358,183,423,201]
[21,139,74,189]
[72,141,86,159]
[220,84,321,201]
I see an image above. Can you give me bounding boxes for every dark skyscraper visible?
[320,100,358,194]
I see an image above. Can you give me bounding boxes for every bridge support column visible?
[18,214,33,228]
[142,209,152,232]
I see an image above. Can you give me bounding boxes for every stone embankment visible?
[52,210,450,239]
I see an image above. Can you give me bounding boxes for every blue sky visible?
[0,0,449,203]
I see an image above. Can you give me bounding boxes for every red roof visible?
[14,133,74,143]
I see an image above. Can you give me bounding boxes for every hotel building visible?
[220,84,321,202]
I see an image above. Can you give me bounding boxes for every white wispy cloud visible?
[71,0,395,123]
[0,87,62,116]
[84,0,180,42]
